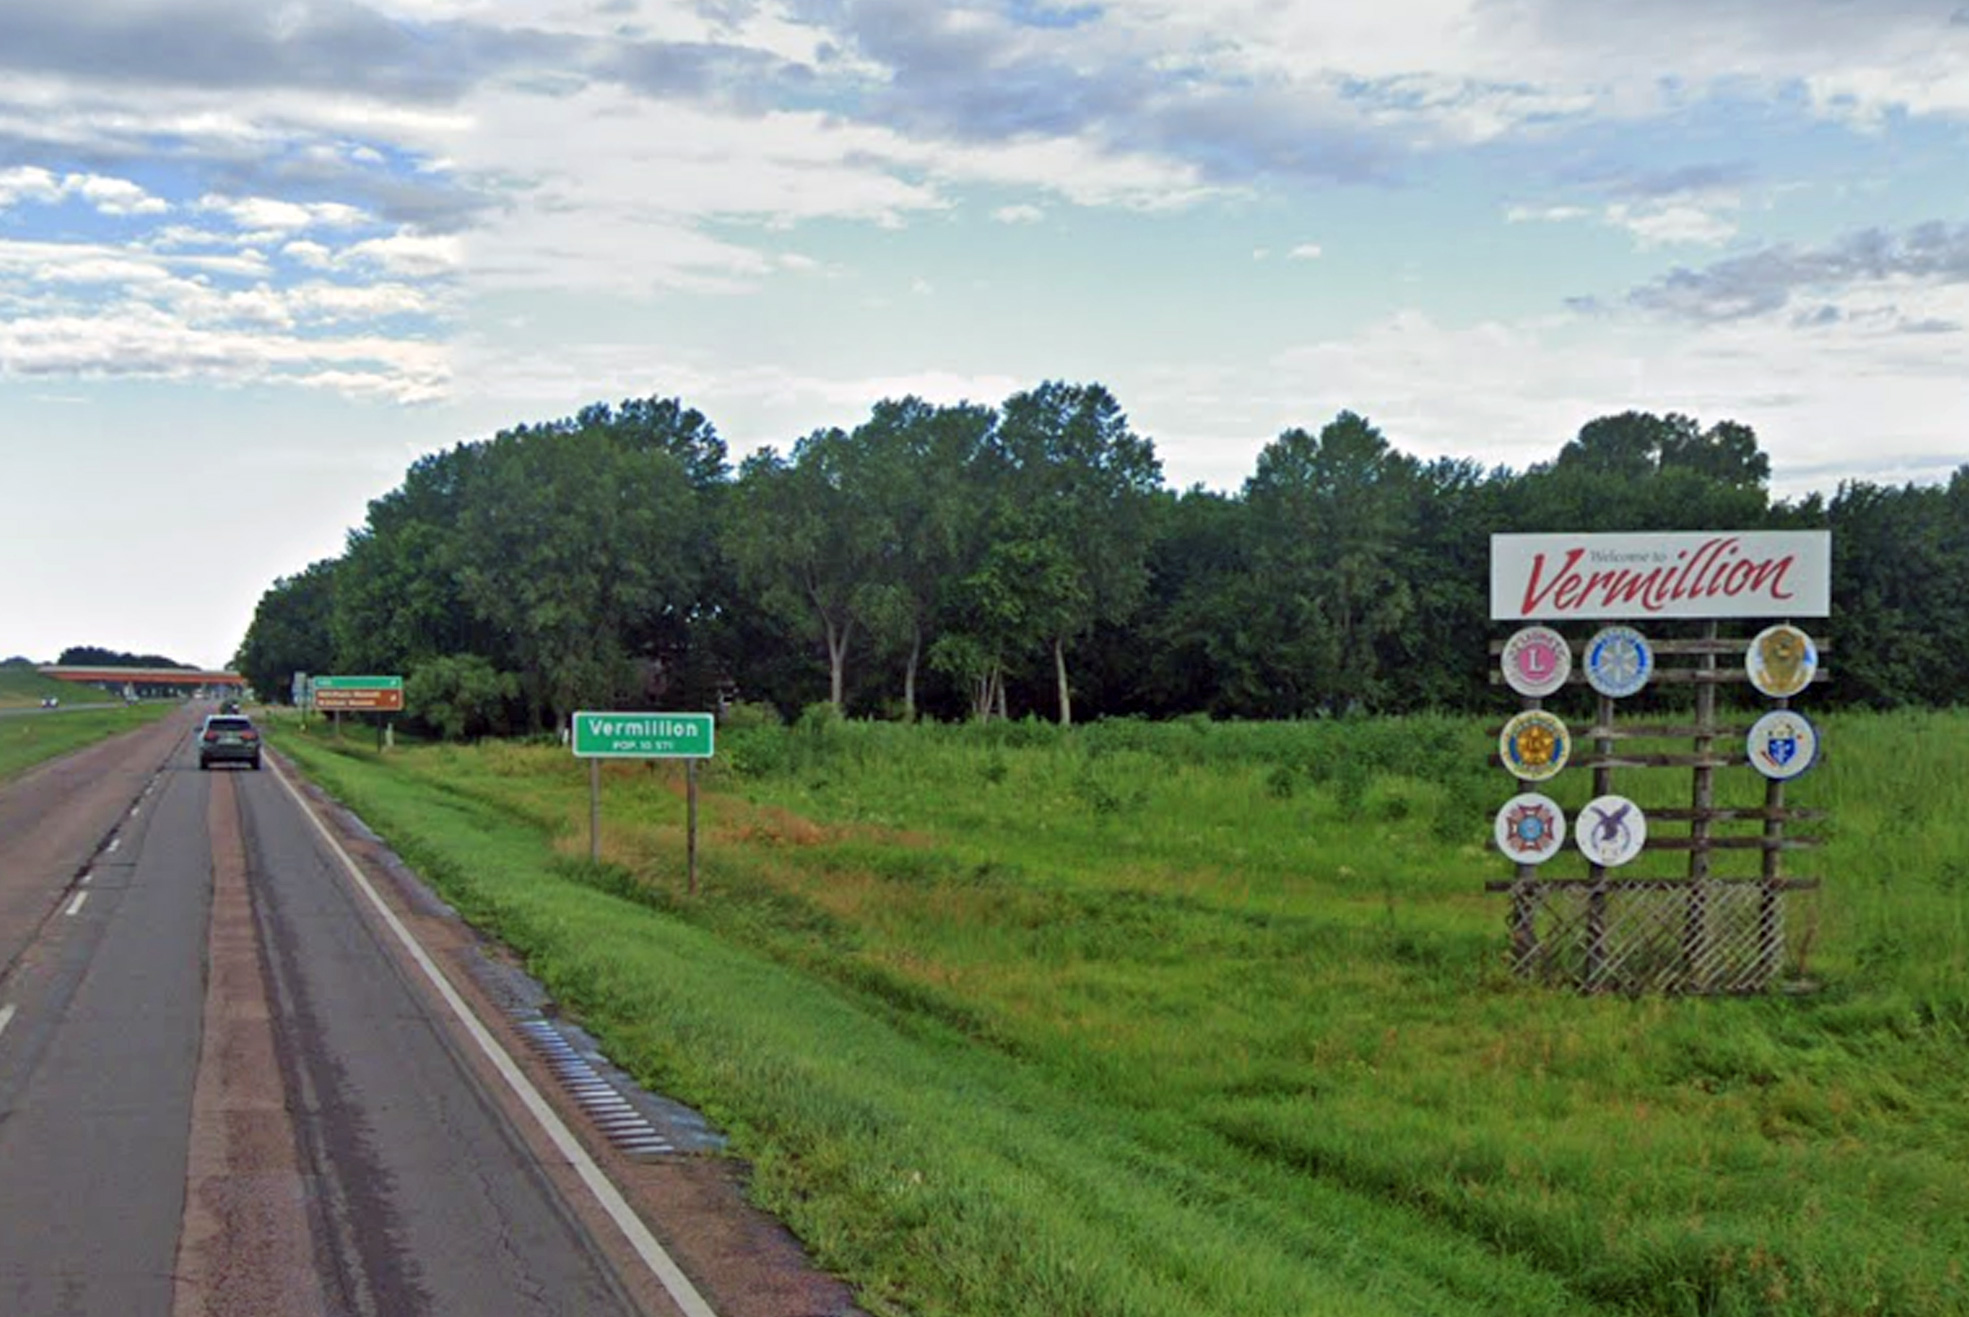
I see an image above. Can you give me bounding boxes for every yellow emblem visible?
[1747,624,1817,698]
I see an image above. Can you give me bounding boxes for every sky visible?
[2,1,1966,671]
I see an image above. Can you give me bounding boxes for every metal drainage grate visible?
[516,1017,676,1158]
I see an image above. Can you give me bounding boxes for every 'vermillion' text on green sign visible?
[571,711,715,759]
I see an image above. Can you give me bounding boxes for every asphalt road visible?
[0,710,662,1317]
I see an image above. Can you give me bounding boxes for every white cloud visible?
[0,166,63,206]
[0,168,169,216]
[1510,199,1739,248]
[68,174,170,216]
[993,203,1045,224]
[1507,204,1592,224]
[341,232,463,278]
[1287,242,1323,260]
[197,195,368,232]
[1605,202,1738,248]
[0,302,449,402]
[283,239,335,268]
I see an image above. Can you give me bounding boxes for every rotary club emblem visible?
[1494,793,1566,864]
[1584,625,1653,699]
[1575,794,1647,867]
[1747,709,1819,781]
[1501,626,1571,698]
[1499,710,1570,782]
[1746,624,1818,699]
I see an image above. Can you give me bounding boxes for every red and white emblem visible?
[1501,626,1571,698]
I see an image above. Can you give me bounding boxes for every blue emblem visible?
[1585,625,1653,699]
[1747,711,1819,781]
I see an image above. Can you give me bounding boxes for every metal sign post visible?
[571,712,716,890]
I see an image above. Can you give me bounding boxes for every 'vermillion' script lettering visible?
[1519,536,1798,615]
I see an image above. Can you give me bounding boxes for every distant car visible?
[220,699,241,714]
[197,714,262,771]
[40,696,58,709]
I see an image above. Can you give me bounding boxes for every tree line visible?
[234,386,1969,736]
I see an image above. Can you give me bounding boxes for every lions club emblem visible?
[1501,626,1571,698]
[1500,710,1570,783]
[1494,793,1566,864]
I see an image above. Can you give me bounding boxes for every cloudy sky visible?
[2,0,1966,670]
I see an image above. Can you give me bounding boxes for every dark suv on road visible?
[197,714,262,771]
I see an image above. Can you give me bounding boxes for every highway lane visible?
[236,757,650,1317]
[0,717,206,1315]
[0,715,665,1317]
[0,711,862,1317]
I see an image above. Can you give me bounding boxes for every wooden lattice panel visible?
[1501,878,1816,995]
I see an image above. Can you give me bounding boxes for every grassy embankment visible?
[273,709,1969,1317]
[0,700,175,782]
[0,661,100,709]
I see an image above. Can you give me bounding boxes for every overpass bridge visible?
[40,666,247,699]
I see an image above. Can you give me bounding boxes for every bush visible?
[406,654,522,740]
[719,700,783,732]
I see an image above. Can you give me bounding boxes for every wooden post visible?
[1584,691,1615,991]
[1509,694,1542,975]
[1684,620,1718,989]
[687,759,699,896]
[1759,697,1789,985]
[589,758,601,864]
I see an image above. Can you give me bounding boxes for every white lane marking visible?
[0,1004,15,1040]
[130,805,141,818]
[65,892,89,917]
[79,870,91,886]
[269,761,720,1317]
[107,838,121,854]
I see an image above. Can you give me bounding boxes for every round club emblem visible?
[1494,793,1567,865]
[1747,624,1818,699]
[1501,626,1571,698]
[1584,625,1654,699]
[1747,709,1819,781]
[1499,710,1571,782]
[1575,794,1647,868]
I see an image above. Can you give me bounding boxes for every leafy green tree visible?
[332,443,489,676]
[1383,456,1500,711]
[850,397,997,719]
[986,381,1162,725]
[1123,486,1255,717]
[1523,411,1771,531]
[234,559,340,700]
[1826,477,1965,706]
[451,421,705,727]
[1241,412,1419,714]
[931,502,1081,721]
[56,646,192,669]
[727,432,894,710]
[574,396,729,489]
[405,654,521,740]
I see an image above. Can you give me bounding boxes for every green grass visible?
[0,661,99,709]
[271,711,1969,1317]
[0,702,176,782]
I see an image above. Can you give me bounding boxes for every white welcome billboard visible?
[1491,531,1831,621]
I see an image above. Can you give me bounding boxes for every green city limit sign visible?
[571,711,715,759]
